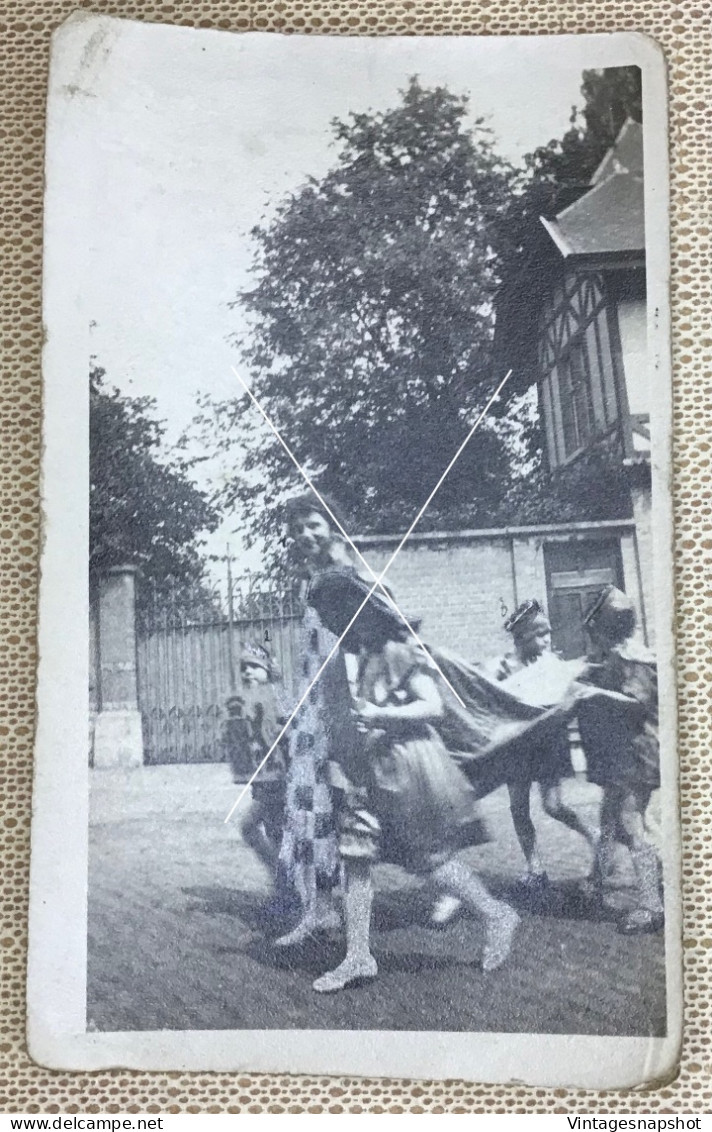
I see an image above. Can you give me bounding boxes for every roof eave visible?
[590,118,639,185]
[539,215,573,258]
[562,249,646,271]
[539,214,645,268]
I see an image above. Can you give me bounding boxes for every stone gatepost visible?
[93,565,144,768]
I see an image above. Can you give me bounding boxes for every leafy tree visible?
[499,446,634,525]
[202,78,522,552]
[527,66,642,186]
[494,66,643,286]
[198,68,643,554]
[90,366,221,620]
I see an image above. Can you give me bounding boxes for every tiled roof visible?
[540,120,645,259]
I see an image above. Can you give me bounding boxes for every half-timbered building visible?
[491,118,652,654]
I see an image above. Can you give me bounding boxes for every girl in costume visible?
[487,600,596,890]
[273,493,359,947]
[307,568,520,993]
[232,642,289,878]
[428,601,594,922]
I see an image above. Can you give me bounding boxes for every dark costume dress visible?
[331,640,488,874]
[577,640,659,791]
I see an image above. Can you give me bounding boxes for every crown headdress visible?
[504,598,543,634]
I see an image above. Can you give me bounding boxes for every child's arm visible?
[572,683,648,722]
[574,656,653,714]
[356,671,444,728]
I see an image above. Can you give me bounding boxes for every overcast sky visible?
[84,26,594,583]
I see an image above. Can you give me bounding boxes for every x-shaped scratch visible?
[224,366,511,822]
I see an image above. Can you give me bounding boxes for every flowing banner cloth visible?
[431,649,586,798]
[304,567,586,802]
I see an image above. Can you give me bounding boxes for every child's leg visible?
[583,785,617,898]
[615,787,663,931]
[540,781,597,858]
[273,880,340,947]
[312,858,377,992]
[342,858,374,963]
[239,798,278,871]
[432,857,520,972]
[312,885,339,928]
[274,835,341,946]
[507,779,546,879]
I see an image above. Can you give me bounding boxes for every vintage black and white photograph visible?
[30,19,679,1084]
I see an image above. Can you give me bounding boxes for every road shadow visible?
[220,932,479,980]
[185,883,485,975]
[372,887,434,932]
[184,882,439,934]
[182,884,303,937]
[479,874,622,924]
[371,950,474,976]
[184,875,624,946]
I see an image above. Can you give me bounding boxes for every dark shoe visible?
[518,871,549,893]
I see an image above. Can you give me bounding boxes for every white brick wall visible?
[358,520,647,664]
[361,536,516,661]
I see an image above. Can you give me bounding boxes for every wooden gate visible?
[136,586,302,764]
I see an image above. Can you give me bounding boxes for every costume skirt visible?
[278,606,342,898]
[577,702,660,791]
[336,725,489,874]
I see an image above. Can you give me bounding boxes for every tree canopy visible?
[527,66,642,186]
[90,367,220,616]
[201,78,524,549]
[197,67,643,557]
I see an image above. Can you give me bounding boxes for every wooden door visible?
[544,540,623,659]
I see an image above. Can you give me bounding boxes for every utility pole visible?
[226,544,237,693]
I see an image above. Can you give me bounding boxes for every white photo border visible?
[28,17,681,1087]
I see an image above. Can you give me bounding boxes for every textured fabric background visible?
[1,0,709,1113]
